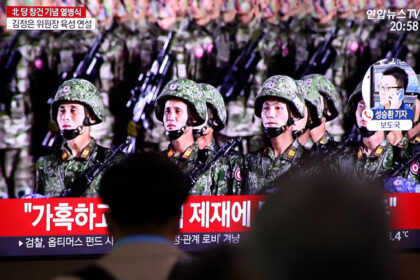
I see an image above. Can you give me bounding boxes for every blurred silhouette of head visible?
[99,152,190,239]
[246,170,393,280]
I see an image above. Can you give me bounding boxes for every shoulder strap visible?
[68,264,115,280]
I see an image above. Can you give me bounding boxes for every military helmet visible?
[155,79,207,125]
[51,78,104,125]
[297,80,323,123]
[199,83,227,128]
[302,74,340,120]
[348,81,363,106]
[255,75,305,119]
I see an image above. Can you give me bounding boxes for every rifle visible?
[42,20,118,150]
[217,30,265,102]
[295,26,338,78]
[0,31,22,115]
[124,30,176,153]
[60,139,129,197]
[189,137,242,187]
[385,31,408,60]
[69,19,118,81]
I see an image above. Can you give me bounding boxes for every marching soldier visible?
[385,74,420,190]
[0,31,35,198]
[293,80,322,151]
[193,83,244,195]
[35,79,113,197]
[338,83,395,181]
[154,78,208,187]
[244,75,306,193]
[302,74,341,153]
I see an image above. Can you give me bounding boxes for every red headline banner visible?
[7,6,86,18]
[0,196,265,237]
[180,195,264,233]
[0,194,417,238]
[386,193,420,230]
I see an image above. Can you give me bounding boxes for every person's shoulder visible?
[36,153,58,169]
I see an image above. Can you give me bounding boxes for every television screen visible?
[1,0,420,261]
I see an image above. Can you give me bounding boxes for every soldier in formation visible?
[193,83,244,195]
[35,79,115,197]
[244,75,306,194]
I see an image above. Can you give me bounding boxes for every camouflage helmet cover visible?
[51,78,104,124]
[255,75,305,119]
[348,81,363,105]
[297,80,323,123]
[155,79,207,125]
[303,74,341,120]
[199,83,227,128]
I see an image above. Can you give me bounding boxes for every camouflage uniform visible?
[381,72,420,187]
[385,176,420,193]
[337,82,395,182]
[395,136,420,184]
[351,140,395,181]
[0,31,35,198]
[35,79,111,197]
[184,23,215,82]
[244,75,306,194]
[155,79,208,195]
[245,139,304,194]
[219,19,264,154]
[164,141,202,179]
[36,138,111,197]
[195,83,245,195]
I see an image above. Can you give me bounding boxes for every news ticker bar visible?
[0,232,246,257]
[0,229,418,258]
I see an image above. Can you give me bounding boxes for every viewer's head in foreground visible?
[246,171,393,280]
[99,152,190,241]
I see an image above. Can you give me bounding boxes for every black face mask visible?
[60,126,84,140]
[360,127,375,138]
[264,127,287,138]
[263,117,294,138]
[59,115,92,141]
[165,126,186,140]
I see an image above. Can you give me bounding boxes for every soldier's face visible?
[355,99,367,128]
[57,103,87,130]
[261,99,289,128]
[164,99,189,131]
